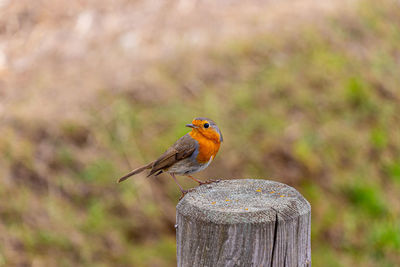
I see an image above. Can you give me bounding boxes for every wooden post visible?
[176,179,311,267]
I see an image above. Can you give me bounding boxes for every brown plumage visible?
[118,134,197,183]
[117,117,223,198]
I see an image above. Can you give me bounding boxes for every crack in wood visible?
[270,212,279,267]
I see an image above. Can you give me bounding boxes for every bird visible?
[117,117,223,198]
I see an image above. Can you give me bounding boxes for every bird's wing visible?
[148,134,197,176]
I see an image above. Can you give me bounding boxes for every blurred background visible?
[1,0,400,266]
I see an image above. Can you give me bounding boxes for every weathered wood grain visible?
[176,179,311,267]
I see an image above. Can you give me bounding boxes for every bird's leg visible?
[186,175,220,185]
[170,173,185,192]
[186,175,206,185]
[170,173,192,200]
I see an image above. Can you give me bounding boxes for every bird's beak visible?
[186,123,196,128]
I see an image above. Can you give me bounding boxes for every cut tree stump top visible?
[177,179,310,224]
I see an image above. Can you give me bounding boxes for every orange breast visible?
[189,131,221,163]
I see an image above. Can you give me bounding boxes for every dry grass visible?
[1,0,345,123]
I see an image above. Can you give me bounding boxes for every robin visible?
[118,117,223,198]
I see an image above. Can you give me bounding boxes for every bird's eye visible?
[204,123,210,128]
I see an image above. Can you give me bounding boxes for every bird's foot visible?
[179,188,195,200]
[199,179,221,185]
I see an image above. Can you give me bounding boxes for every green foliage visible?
[80,159,115,183]
[345,181,387,217]
[384,160,400,184]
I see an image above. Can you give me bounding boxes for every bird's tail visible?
[117,162,154,183]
